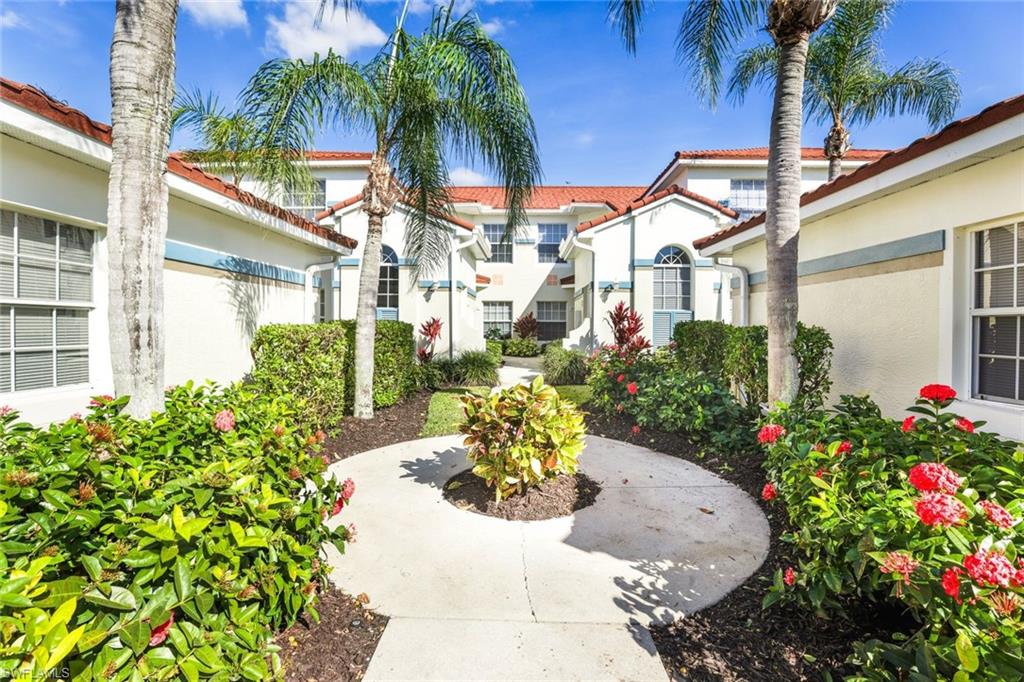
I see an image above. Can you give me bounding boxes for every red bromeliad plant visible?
[417,317,443,362]
[759,385,1024,679]
[513,312,539,340]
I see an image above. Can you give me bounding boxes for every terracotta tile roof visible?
[305,151,372,161]
[560,275,575,285]
[448,186,647,211]
[475,274,491,285]
[694,93,1024,251]
[673,147,890,161]
[1,78,357,250]
[317,192,476,232]
[577,184,737,233]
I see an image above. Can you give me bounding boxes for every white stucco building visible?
[696,93,1024,439]
[0,77,357,424]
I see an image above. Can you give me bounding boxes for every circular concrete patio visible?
[323,434,769,681]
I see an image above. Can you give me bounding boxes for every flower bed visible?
[760,385,1024,679]
[0,384,356,680]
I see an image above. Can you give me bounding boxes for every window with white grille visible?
[282,178,327,220]
[483,301,512,338]
[972,222,1024,403]
[0,210,93,392]
[537,224,567,264]
[729,179,767,217]
[484,224,512,263]
[536,301,566,341]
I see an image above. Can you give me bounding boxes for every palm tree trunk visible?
[764,35,809,406]
[107,0,178,418]
[824,122,850,181]
[827,155,842,180]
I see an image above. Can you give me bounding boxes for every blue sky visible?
[2,1,1022,186]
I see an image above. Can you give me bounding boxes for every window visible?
[483,301,513,338]
[0,210,93,392]
[281,178,327,220]
[377,245,399,316]
[537,224,567,263]
[653,245,692,311]
[729,179,767,217]
[536,301,567,341]
[971,222,1024,403]
[484,224,512,263]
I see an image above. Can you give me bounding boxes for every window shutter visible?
[377,308,399,321]
[653,311,671,347]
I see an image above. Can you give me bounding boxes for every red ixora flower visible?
[213,409,235,432]
[1012,559,1024,588]
[908,462,963,494]
[783,567,796,587]
[761,482,777,501]
[626,382,638,395]
[955,417,975,433]
[901,416,916,432]
[617,374,625,383]
[880,552,919,596]
[915,492,968,528]
[341,478,355,502]
[332,496,345,516]
[836,440,852,456]
[757,424,786,446]
[149,611,174,646]
[942,567,964,604]
[631,424,641,436]
[979,500,1015,529]
[89,394,114,407]
[919,384,957,402]
[964,549,1015,588]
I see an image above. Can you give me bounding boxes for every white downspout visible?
[305,257,340,323]
[449,232,479,358]
[713,260,748,327]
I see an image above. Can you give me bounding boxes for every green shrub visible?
[542,344,589,385]
[724,322,833,409]
[460,376,586,500]
[502,337,541,357]
[486,339,503,363]
[673,320,734,381]
[760,385,1024,679]
[455,351,499,386]
[250,320,416,431]
[0,384,354,681]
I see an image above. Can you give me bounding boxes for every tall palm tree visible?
[108,0,179,417]
[243,7,540,418]
[609,0,839,405]
[729,0,960,180]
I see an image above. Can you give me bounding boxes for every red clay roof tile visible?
[1,77,357,250]
[317,192,476,232]
[448,186,646,210]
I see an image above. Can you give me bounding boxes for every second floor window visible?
[282,178,327,220]
[538,224,567,264]
[729,179,767,217]
[484,224,512,263]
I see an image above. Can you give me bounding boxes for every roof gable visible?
[577,184,737,233]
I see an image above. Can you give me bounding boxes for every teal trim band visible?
[339,258,360,267]
[695,258,715,268]
[741,230,946,287]
[631,259,654,269]
[467,288,477,298]
[165,240,305,285]
[598,280,632,290]
[618,281,633,290]
[514,238,534,245]
[398,258,417,266]
[418,280,451,289]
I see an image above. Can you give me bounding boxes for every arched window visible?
[377,245,399,319]
[652,245,693,347]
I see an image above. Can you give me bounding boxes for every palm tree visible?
[609,0,839,405]
[729,0,960,180]
[242,6,540,418]
[108,0,179,417]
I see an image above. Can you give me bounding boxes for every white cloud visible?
[0,10,24,29]
[574,132,595,148]
[181,0,248,30]
[409,0,476,16]
[267,1,387,60]
[449,167,489,185]
[480,18,503,36]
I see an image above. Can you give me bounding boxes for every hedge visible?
[672,320,735,381]
[250,320,416,431]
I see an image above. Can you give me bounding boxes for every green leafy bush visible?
[486,339,503,363]
[0,384,355,680]
[724,322,833,409]
[250,320,416,431]
[672,320,734,381]
[460,376,586,500]
[760,385,1024,679]
[502,337,541,357]
[542,344,589,385]
[455,351,499,386]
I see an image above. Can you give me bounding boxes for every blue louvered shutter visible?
[377,307,399,321]
[653,311,672,347]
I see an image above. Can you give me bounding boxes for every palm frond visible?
[727,43,779,104]
[851,58,960,129]
[607,0,649,55]
[676,0,766,107]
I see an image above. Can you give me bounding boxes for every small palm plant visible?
[728,0,960,179]
[242,5,541,418]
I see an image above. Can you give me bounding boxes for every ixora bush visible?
[250,320,417,431]
[460,376,586,500]
[542,343,589,385]
[760,385,1024,679]
[0,383,355,680]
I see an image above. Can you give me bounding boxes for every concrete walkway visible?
[497,357,541,387]
[325,435,769,681]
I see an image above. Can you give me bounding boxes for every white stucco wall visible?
[728,148,1024,438]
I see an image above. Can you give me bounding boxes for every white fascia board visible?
[1,101,351,255]
[699,115,1024,257]
[306,159,372,169]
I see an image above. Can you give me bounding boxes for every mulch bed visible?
[322,390,433,463]
[278,586,389,682]
[585,412,914,681]
[443,470,602,521]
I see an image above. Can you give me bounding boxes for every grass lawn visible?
[419,384,592,437]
